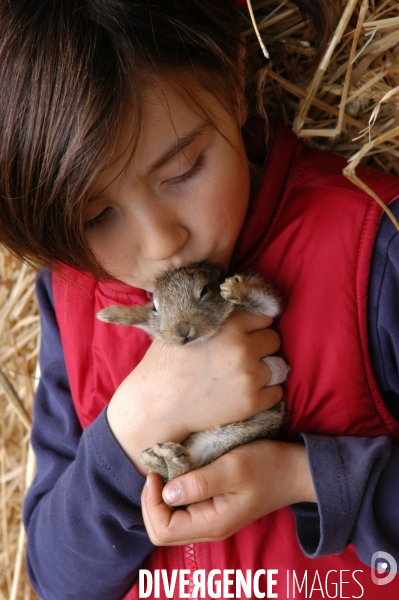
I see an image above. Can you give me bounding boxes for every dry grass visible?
[244,0,399,226]
[1,0,398,597]
[0,252,39,600]
[247,0,399,171]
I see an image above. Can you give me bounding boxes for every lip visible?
[164,262,187,271]
[131,257,216,292]
[160,258,206,272]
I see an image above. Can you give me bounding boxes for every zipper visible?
[184,543,199,598]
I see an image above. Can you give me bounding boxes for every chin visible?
[114,274,152,291]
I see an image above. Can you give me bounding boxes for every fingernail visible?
[145,470,154,486]
[163,484,182,504]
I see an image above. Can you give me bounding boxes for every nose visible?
[137,211,189,262]
[175,322,196,344]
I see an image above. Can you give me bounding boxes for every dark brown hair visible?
[0,0,341,279]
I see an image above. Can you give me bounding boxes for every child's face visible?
[84,79,250,291]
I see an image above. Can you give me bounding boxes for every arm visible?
[23,271,153,600]
[25,270,283,598]
[293,434,398,564]
[142,199,399,567]
[142,438,315,545]
[293,197,399,565]
[141,427,399,568]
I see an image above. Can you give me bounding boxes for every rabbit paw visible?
[140,446,169,481]
[220,275,248,305]
[140,442,195,483]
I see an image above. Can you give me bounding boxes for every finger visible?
[249,326,281,356]
[143,472,235,545]
[163,452,243,507]
[226,310,274,332]
[141,472,176,544]
[260,382,284,408]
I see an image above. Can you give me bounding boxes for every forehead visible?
[91,77,234,197]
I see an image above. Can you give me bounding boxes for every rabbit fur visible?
[97,262,288,483]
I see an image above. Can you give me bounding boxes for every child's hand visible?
[141,440,316,545]
[106,312,283,473]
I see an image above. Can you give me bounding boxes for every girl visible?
[0,0,399,598]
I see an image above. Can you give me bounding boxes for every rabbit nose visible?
[175,322,196,344]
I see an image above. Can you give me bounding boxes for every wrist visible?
[105,400,144,472]
[106,383,190,475]
[278,441,316,505]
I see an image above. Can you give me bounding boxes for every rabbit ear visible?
[97,304,154,329]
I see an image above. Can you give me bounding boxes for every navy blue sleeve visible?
[23,270,153,600]
[293,197,399,566]
[368,198,399,418]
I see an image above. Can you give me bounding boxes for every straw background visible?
[1,1,398,597]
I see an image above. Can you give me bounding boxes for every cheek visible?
[85,228,111,261]
[86,226,133,272]
[206,154,249,228]
[197,183,248,251]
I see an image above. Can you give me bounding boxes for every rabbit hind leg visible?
[141,442,195,483]
[184,401,286,469]
[140,446,169,481]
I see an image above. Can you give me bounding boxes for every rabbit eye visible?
[199,285,210,301]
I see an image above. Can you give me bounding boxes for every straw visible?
[243,0,399,176]
[243,0,399,225]
[0,250,39,600]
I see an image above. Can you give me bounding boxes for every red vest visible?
[53,122,399,599]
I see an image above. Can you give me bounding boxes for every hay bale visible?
[243,0,399,228]
[0,251,39,600]
[245,0,399,169]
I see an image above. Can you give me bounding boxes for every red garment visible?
[53,122,399,599]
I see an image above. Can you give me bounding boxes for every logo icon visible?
[371,551,397,585]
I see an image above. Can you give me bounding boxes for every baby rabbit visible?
[97,262,288,483]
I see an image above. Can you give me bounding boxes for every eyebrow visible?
[147,121,209,175]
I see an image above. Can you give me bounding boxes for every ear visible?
[96,304,154,328]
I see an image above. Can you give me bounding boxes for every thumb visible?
[162,459,233,506]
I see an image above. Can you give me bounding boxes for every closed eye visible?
[84,207,113,229]
[164,153,205,186]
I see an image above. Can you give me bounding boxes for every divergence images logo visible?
[371,551,397,585]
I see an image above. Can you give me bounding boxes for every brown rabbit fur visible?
[97,262,287,483]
